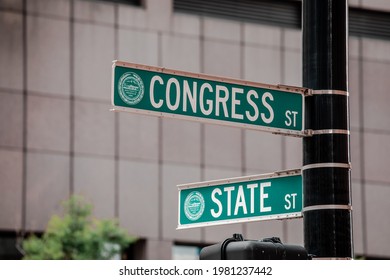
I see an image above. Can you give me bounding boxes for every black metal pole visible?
[302,0,353,258]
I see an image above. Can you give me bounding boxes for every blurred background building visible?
[1,0,390,259]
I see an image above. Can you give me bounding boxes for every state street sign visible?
[111,61,308,136]
[177,169,302,229]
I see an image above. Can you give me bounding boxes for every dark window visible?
[0,232,25,260]
[350,7,390,40]
[174,0,300,29]
[174,0,390,40]
[96,0,142,6]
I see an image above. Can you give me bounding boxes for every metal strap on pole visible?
[311,89,349,96]
[302,163,351,171]
[303,204,352,213]
[305,129,350,136]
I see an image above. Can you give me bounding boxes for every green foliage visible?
[23,196,137,260]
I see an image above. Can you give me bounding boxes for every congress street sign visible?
[111,61,308,136]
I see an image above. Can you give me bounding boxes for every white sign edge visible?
[177,168,301,190]
[177,212,303,230]
[111,106,307,137]
[113,60,309,95]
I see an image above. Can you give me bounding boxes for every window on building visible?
[172,243,202,260]
[174,0,390,40]
[96,0,142,7]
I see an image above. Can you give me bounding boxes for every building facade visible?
[1,0,390,259]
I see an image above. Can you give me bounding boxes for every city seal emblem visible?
[184,191,205,221]
[118,72,145,105]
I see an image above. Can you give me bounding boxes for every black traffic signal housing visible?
[200,234,310,260]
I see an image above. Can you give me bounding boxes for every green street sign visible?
[111,61,308,136]
[177,169,302,229]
